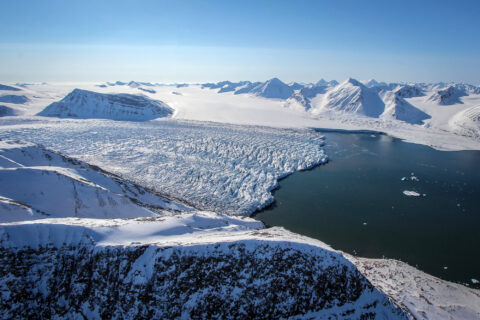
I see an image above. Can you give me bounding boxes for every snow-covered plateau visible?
[1,79,480,319]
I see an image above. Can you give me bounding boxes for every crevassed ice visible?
[0,119,327,215]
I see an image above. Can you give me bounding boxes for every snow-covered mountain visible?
[247,77,294,99]
[393,84,425,98]
[200,77,480,132]
[38,89,174,121]
[311,78,386,118]
[203,78,295,99]
[428,85,468,105]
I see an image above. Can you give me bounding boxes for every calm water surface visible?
[255,132,480,287]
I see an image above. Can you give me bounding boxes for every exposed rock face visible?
[0,238,406,319]
[428,85,467,105]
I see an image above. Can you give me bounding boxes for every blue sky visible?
[0,0,479,84]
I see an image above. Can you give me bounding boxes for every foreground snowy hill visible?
[0,215,408,319]
[38,89,173,121]
[0,140,191,222]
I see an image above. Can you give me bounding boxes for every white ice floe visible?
[403,190,421,197]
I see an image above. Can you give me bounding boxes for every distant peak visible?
[266,77,285,85]
[343,78,364,87]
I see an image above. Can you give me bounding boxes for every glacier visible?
[0,119,328,216]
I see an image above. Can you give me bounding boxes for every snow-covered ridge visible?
[0,140,191,222]
[0,120,328,216]
[0,216,407,319]
[38,89,173,121]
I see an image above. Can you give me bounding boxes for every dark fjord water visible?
[255,132,480,287]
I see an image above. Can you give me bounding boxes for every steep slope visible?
[38,89,173,121]
[0,217,407,319]
[449,106,480,140]
[381,91,431,124]
[0,140,191,222]
[312,78,385,117]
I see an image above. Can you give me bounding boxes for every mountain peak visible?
[343,77,364,87]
